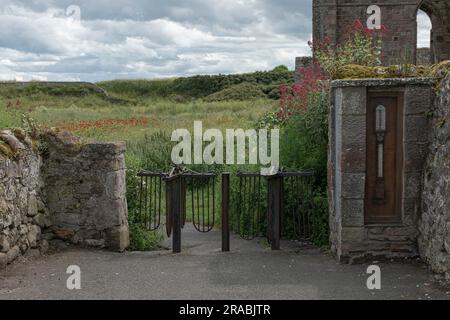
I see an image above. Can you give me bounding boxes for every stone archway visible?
[416,0,450,63]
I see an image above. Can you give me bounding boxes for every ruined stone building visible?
[299,0,450,68]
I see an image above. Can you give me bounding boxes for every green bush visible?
[0,84,98,98]
[98,69,294,101]
[280,91,329,188]
[128,209,164,251]
[276,90,330,246]
[203,83,266,102]
[0,106,21,129]
[310,192,329,246]
[97,79,176,99]
[172,70,294,99]
[125,132,174,251]
[272,65,289,73]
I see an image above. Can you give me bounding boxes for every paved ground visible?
[0,224,449,300]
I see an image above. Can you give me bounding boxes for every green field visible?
[0,69,330,251]
[0,87,275,141]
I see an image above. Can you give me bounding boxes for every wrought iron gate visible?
[138,166,219,253]
[138,166,314,253]
[234,170,315,250]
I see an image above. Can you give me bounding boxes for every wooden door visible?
[365,92,403,224]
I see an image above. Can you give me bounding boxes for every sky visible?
[0,1,432,82]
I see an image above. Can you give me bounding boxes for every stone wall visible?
[417,48,432,66]
[419,73,450,280]
[329,78,433,263]
[0,130,47,268]
[0,129,129,268]
[313,0,450,65]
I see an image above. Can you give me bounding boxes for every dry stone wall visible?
[0,129,129,269]
[0,130,47,268]
[419,73,450,280]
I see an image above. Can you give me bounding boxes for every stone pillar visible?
[419,73,450,281]
[43,130,129,252]
[329,79,433,263]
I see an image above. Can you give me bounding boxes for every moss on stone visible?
[12,128,27,142]
[333,61,450,81]
[428,61,450,79]
[0,140,13,158]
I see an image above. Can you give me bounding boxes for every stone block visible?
[27,191,38,217]
[340,87,366,115]
[52,228,76,241]
[27,225,41,248]
[405,86,433,115]
[33,213,52,228]
[404,172,422,199]
[0,252,7,268]
[105,170,126,200]
[92,198,128,230]
[341,116,366,145]
[106,225,129,252]
[405,115,429,142]
[341,143,366,173]
[6,245,20,264]
[341,227,366,244]
[404,142,428,172]
[341,173,366,199]
[0,235,10,253]
[341,199,364,227]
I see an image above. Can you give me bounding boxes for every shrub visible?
[279,90,329,188]
[203,82,266,102]
[125,132,174,251]
[97,69,294,101]
[171,69,295,99]
[128,215,164,251]
[97,79,175,99]
[272,65,289,73]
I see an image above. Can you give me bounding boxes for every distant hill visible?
[98,66,295,101]
[0,66,294,102]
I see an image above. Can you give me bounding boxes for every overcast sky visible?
[0,1,431,82]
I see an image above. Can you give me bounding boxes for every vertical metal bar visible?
[148,176,153,229]
[145,176,149,228]
[181,178,186,228]
[172,176,182,253]
[207,177,210,229]
[237,175,243,234]
[201,179,205,232]
[211,176,215,230]
[257,175,261,229]
[153,176,157,229]
[221,173,230,252]
[191,178,195,227]
[280,175,284,239]
[268,175,281,250]
[139,175,143,224]
[248,176,253,237]
[158,176,162,228]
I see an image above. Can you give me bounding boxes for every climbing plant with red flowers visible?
[311,19,387,78]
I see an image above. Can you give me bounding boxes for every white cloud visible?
[0,1,309,81]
